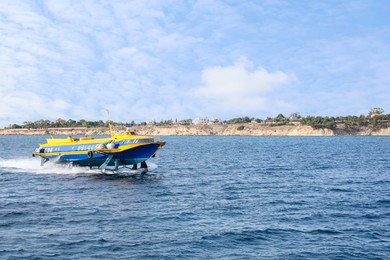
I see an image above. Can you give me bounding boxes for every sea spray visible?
[0,157,159,175]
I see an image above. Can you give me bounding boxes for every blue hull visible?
[44,143,161,167]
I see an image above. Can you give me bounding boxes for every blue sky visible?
[1,0,389,127]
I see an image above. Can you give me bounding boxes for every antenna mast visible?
[106,109,114,137]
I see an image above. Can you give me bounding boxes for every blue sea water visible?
[0,135,389,259]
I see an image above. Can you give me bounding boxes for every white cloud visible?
[192,57,296,116]
[108,47,160,71]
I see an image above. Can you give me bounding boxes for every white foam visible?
[0,157,42,171]
[0,157,158,175]
[0,157,91,174]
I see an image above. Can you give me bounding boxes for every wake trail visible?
[0,157,159,175]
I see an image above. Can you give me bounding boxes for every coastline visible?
[0,124,389,136]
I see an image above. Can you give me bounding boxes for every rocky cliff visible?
[1,124,389,136]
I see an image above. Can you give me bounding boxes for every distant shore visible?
[0,123,389,136]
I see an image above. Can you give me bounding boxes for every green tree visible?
[22,121,34,128]
[66,119,77,127]
[274,114,287,122]
[6,124,21,129]
[368,108,384,116]
[227,117,252,124]
[78,119,88,127]
[301,116,336,129]
[289,112,301,121]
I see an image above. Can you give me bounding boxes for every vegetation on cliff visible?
[4,109,389,131]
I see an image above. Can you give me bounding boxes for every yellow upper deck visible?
[42,132,154,147]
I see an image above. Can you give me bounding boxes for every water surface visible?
[0,136,389,259]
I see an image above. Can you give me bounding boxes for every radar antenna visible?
[105,109,114,137]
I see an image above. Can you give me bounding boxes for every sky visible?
[1,0,389,126]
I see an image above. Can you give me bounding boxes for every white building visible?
[193,118,209,125]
